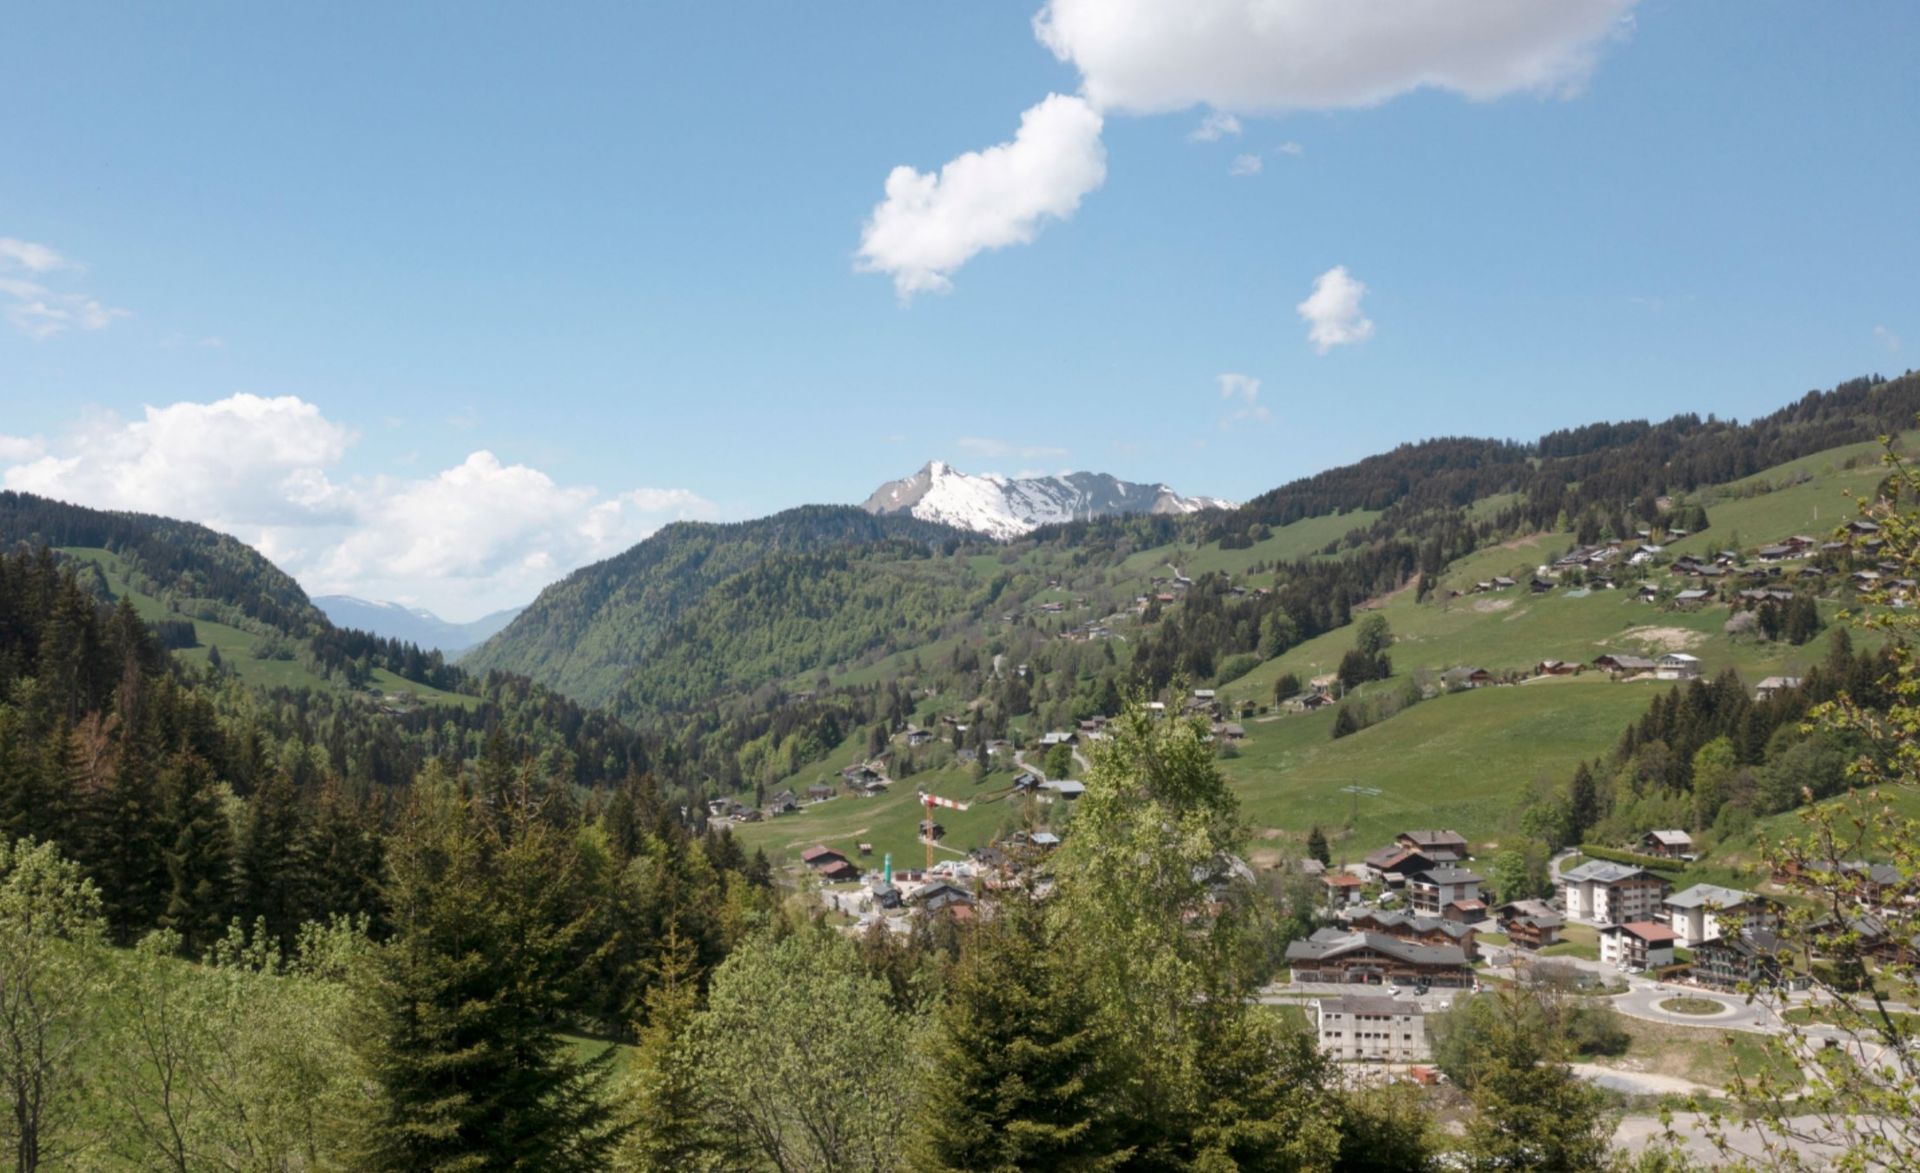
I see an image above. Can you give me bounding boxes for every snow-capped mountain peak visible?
[861,462,1232,540]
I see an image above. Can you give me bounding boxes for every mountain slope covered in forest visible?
[470,372,1920,725]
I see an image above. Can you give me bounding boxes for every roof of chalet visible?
[1666,883,1759,910]
[1561,860,1664,885]
[1646,829,1693,845]
[1596,653,1657,670]
[1284,928,1468,968]
[1498,899,1560,920]
[1365,845,1423,869]
[1606,921,1681,943]
[1695,928,1782,957]
[1411,867,1484,887]
[1349,910,1474,939]
[1400,830,1469,849]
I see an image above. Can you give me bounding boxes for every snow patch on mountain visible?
[862,461,1232,540]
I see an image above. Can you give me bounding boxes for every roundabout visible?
[1658,996,1733,1018]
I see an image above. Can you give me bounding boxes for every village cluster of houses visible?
[1298,820,1915,1065]
[1448,520,1905,616]
[1559,830,1916,982]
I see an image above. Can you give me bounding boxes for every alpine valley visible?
[6,371,1920,1171]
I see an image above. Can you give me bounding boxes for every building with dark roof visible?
[1284,928,1472,987]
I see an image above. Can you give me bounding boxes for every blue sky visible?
[3,1,1916,616]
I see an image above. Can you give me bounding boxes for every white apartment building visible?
[1665,883,1774,948]
[1314,995,1430,1063]
[1559,861,1672,926]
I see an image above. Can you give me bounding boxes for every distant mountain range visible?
[862,461,1232,540]
[313,595,524,656]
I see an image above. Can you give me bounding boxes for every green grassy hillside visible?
[737,422,1914,873]
[61,547,478,708]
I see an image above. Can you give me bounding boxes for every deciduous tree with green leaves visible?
[688,925,918,1173]
[1056,701,1339,1171]
[0,838,105,1172]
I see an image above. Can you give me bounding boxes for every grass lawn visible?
[1253,1002,1312,1033]
[731,762,1057,867]
[1659,997,1727,1016]
[1218,679,1658,854]
[1599,1016,1805,1092]
[561,1031,639,1074]
[1542,923,1601,962]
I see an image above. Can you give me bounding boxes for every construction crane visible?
[920,791,971,871]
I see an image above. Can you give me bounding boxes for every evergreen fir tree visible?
[157,749,235,954]
[235,769,307,947]
[624,925,715,1171]
[349,768,624,1171]
[85,728,168,941]
[913,891,1121,1172]
[1305,825,1331,867]
[1567,762,1598,842]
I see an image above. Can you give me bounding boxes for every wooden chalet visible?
[1284,929,1472,987]
[1346,909,1480,961]
[1395,830,1469,863]
[1495,899,1564,950]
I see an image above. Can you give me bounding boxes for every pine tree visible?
[157,749,234,955]
[86,729,168,941]
[915,891,1119,1171]
[349,768,624,1171]
[1331,705,1359,740]
[1461,989,1610,1171]
[1567,761,1598,842]
[235,769,306,947]
[624,926,714,1171]
[1305,825,1330,866]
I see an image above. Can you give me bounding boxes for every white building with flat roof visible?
[1314,995,1430,1063]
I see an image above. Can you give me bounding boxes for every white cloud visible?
[1875,324,1902,353]
[1217,372,1272,428]
[4,395,357,525]
[956,436,1071,462]
[1034,0,1636,114]
[0,236,129,339]
[1276,141,1305,156]
[1,394,717,617]
[1296,266,1375,353]
[0,434,43,463]
[0,238,73,274]
[1189,110,1243,142]
[856,94,1107,298]
[857,2,1634,292]
[1230,153,1264,177]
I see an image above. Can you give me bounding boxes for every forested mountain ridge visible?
[0,490,325,637]
[471,371,1920,729]
[462,505,973,709]
[1208,372,1920,543]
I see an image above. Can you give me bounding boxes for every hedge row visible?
[1578,844,1688,872]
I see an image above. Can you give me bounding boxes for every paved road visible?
[1614,1113,1857,1166]
[1573,1064,1718,1098]
[1613,981,1781,1033]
